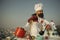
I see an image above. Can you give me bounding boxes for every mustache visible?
[38,13,44,18]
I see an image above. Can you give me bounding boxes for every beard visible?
[38,13,44,18]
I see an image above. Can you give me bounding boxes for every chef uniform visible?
[34,3,47,36]
[28,15,39,37]
[35,3,53,37]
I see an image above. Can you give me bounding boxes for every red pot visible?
[15,27,26,38]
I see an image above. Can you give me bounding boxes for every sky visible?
[0,0,60,29]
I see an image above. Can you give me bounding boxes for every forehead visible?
[36,10,43,12]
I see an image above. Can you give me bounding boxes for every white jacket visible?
[25,22,39,37]
[38,18,50,31]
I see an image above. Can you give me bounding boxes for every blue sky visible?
[0,0,60,28]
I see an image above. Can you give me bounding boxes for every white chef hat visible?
[34,3,43,11]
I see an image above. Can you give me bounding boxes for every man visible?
[25,3,50,38]
[34,3,53,36]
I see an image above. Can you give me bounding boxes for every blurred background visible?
[0,0,60,28]
[0,0,60,39]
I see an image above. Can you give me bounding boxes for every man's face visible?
[36,10,44,18]
[36,10,43,14]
